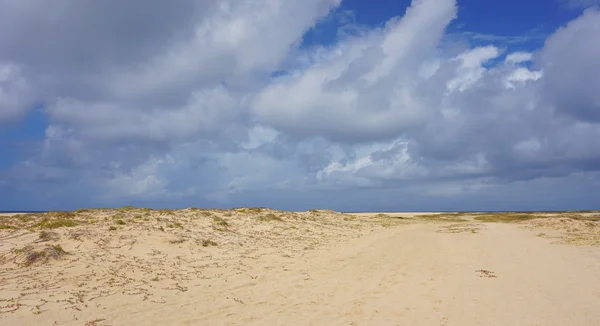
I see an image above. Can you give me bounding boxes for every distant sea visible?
[0,211,48,214]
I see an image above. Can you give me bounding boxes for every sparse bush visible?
[115,219,126,225]
[108,226,117,231]
[34,218,78,229]
[0,224,15,230]
[24,244,69,267]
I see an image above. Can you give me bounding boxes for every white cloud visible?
[1,0,600,210]
[446,46,500,92]
[504,52,533,64]
[505,67,543,89]
[540,8,600,121]
[0,63,33,123]
[252,0,458,142]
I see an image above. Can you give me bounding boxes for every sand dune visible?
[1,209,600,325]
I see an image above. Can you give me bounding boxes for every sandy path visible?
[93,222,600,325]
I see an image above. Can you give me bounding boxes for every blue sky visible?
[1,0,600,211]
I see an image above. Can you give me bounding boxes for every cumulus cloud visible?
[0,64,33,123]
[540,8,600,122]
[252,0,457,142]
[1,0,600,210]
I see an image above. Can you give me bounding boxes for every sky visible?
[1,0,600,212]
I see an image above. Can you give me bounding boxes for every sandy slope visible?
[137,223,600,326]
[1,210,600,325]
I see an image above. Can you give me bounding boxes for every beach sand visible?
[1,209,600,325]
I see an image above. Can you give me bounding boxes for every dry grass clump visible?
[200,239,218,247]
[473,212,600,223]
[0,224,15,230]
[373,213,405,220]
[437,223,482,234]
[258,213,284,222]
[38,231,60,242]
[525,217,600,246]
[6,244,70,267]
[33,218,78,229]
[46,211,77,219]
[212,216,229,227]
[474,212,542,223]
[235,207,268,214]
[23,244,69,267]
[416,213,470,223]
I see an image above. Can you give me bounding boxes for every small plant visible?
[0,224,15,230]
[158,226,165,232]
[201,239,218,247]
[108,226,117,231]
[212,216,229,227]
[13,245,32,255]
[115,219,126,225]
[24,244,69,267]
[84,318,106,326]
[151,276,159,282]
[169,237,185,244]
[39,231,60,242]
[52,244,65,252]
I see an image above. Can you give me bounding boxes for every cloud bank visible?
[1,0,600,211]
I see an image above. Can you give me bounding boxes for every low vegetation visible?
[200,239,218,247]
[22,244,69,267]
[34,218,78,229]
[212,216,229,227]
[258,213,284,222]
[38,231,60,242]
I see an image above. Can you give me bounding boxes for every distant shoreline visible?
[1,209,597,214]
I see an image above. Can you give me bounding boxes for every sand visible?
[1,209,600,325]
